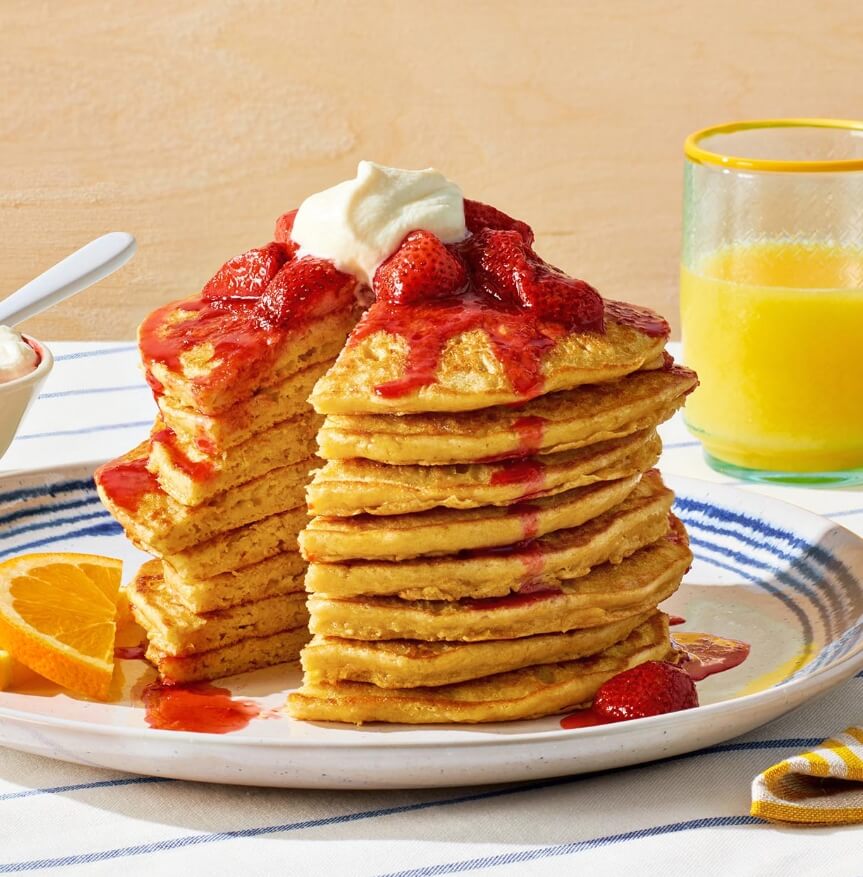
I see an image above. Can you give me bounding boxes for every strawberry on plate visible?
[592,660,699,723]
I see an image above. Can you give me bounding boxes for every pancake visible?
[140,296,359,415]
[149,626,310,684]
[301,610,651,688]
[310,309,668,414]
[157,357,335,454]
[160,505,309,581]
[96,444,313,555]
[163,550,307,614]
[287,613,672,724]
[149,416,319,507]
[300,474,640,563]
[308,526,690,642]
[305,471,673,600]
[128,560,308,656]
[307,429,660,517]
[317,365,697,465]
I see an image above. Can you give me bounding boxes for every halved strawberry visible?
[374,230,468,306]
[592,661,698,722]
[464,199,534,245]
[464,228,604,330]
[202,242,293,301]
[257,256,352,326]
[274,210,300,259]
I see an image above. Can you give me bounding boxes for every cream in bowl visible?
[0,328,53,460]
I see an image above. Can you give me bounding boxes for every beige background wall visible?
[2,0,860,340]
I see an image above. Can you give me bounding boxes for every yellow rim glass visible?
[684,118,863,173]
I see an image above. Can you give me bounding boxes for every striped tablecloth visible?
[1,341,861,876]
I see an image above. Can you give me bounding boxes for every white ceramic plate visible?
[0,463,862,789]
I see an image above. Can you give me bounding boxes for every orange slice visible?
[0,553,122,700]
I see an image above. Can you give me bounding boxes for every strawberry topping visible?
[592,661,699,722]
[257,256,353,327]
[202,242,293,301]
[462,228,604,331]
[274,209,299,254]
[374,230,468,306]
[464,199,534,245]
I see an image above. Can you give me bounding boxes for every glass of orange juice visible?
[680,119,863,486]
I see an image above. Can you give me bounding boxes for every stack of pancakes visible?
[95,289,358,683]
[288,309,698,723]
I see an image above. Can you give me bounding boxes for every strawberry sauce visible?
[463,588,560,611]
[142,682,261,734]
[151,427,215,482]
[560,631,750,730]
[673,632,751,682]
[94,456,160,514]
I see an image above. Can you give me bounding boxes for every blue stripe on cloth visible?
[0,479,94,506]
[39,385,147,400]
[827,507,863,519]
[53,345,137,362]
[0,777,172,802]
[663,440,700,449]
[0,495,102,529]
[0,738,828,872]
[374,816,762,877]
[0,520,122,559]
[16,421,151,441]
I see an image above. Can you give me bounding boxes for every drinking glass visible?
[680,119,863,486]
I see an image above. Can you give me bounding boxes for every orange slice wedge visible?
[0,553,122,700]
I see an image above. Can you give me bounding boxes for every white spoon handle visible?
[0,232,137,327]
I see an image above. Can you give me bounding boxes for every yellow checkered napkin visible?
[752,728,863,824]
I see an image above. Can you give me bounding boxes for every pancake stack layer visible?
[289,308,698,724]
[96,283,359,683]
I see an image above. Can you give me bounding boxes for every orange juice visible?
[681,241,863,475]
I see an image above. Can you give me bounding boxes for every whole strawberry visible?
[374,230,468,306]
[202,242,293,301]
[464,199,534,245]
[592,661,698,722]
[258,256,352,326]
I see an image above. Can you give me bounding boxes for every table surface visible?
[1,342,861,876]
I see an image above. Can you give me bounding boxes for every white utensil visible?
[0,232,136,326]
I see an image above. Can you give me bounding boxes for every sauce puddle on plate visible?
[142,682,261,734]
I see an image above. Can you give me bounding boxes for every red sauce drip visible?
[668,615,686,626]
[510,502,540,540]
[461,537,546,585]
[673,632,751,682]
[142,681,260,734]
[194,435,218,456]
[151,427,215,482]
[513,415,546,454]
[139,298,282,398]
[114,644,148,660]
[350,293,563,400]
[604,300,670,338]
[490,460,546,499]
[560,709,605,729]
[560,631,750,730]
[95,456,160,514]
[463,587,560,612]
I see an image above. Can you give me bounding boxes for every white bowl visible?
[0,335,53,461]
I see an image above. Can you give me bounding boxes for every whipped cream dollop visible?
[291,161,467,286]
[0,325,38,383]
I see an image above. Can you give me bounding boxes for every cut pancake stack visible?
[95,284,359,683]
[289,308,698,724]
